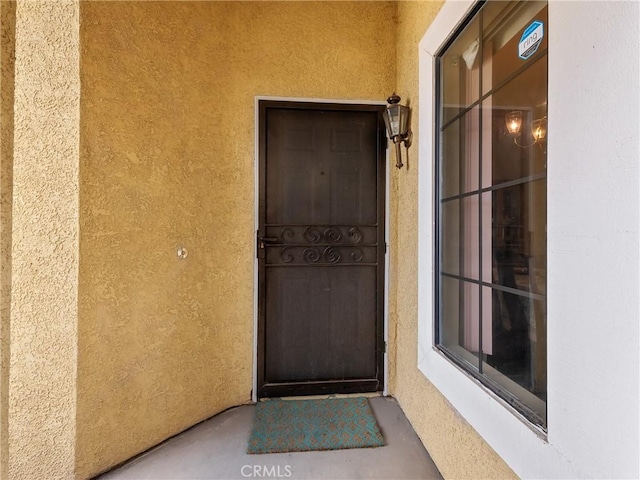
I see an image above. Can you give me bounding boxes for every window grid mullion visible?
[440,271,545,302]
[441,172,547,203]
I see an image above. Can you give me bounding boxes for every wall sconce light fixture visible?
[505,110,547,148]
[531,117,547,142]
[383,93,412,169]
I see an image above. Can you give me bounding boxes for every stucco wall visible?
[9,1,80,478]
[389,2,517,478]
[77,2,396,477]
[0,1,15,478]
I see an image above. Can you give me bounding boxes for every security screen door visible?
[257,101,386,398]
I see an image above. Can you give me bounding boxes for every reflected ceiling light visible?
[505,110,547,148]
[383,93,412,169]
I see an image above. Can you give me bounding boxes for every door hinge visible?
[383,341,387,353]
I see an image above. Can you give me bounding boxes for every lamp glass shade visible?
[505,111,523,135]
[383,103,410,140]
[383,105,400,138]
[531,117,547,141]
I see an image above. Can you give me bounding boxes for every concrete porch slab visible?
[98,396,442,480]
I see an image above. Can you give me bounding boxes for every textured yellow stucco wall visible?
[1,2,517,477]
[77,2,396,477]
[389,2,517,479]
[0,1,15,478]
[9,1,80,478]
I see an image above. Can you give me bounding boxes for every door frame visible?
[252,96,390,401]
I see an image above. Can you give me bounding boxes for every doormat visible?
[247,397,385,454]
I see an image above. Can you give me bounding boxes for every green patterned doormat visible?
[247,397,385,454]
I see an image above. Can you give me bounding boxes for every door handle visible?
[258,236,279,249]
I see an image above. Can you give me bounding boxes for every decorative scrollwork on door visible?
[324,227,342,243]
[350,248,364,262]
[303,248,321,263]
[265,225,376,265]
[303,227,322,244]
[270,225,369,245]
[280,247,294,263]
[348,227,363,244]
[323,247,341,264]
[276,246,368,265]
[281,228,295,242]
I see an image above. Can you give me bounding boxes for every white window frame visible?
[418,1,555,476]
[418,1,640,478]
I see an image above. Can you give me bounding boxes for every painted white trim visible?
[254,96,387,106]
[252,96,390,401]
[252,96,261,403]
[383,142,391,398]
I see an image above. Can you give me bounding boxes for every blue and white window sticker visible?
[518,20,544,60]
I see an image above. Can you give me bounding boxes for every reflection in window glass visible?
[441,16,481,124]
[436,0,547,426]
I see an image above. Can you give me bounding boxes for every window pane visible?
[462,195,479,280]
[441,120,460,197]
[440,199,460,275]
[483,288,547,415]
[481,191,492,283]
[527,181,547,295]
[439,276,460,347]
[462,281,480,357]
[482,2,548,95]
[485,55,547,186]
[492,179,546,295]
[440,16,481,124]
[440,277,479,371]
[441,106,480,197]
[462,107,480,194]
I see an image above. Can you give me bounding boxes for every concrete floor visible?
[99,396,442,480]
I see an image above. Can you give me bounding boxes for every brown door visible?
[257,101,386,398]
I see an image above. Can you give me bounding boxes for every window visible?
[435,0,547,426]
